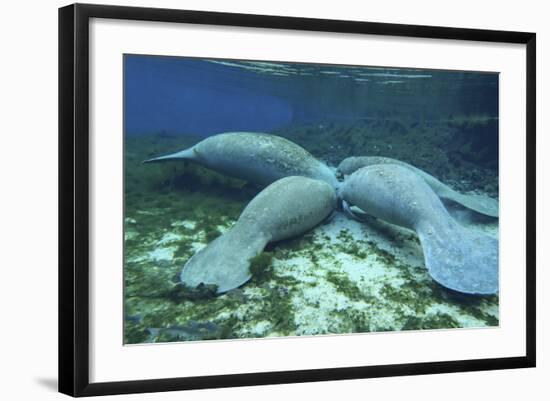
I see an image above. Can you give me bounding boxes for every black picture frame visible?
[58,3,536,397]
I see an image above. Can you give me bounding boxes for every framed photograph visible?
[58,3,536,397]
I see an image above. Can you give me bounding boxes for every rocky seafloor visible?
[124,119,499,344]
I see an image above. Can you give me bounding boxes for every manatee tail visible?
[142,147,196,164]
[180,225,269,295]
[416,219,498,295]
[437,185,499,218]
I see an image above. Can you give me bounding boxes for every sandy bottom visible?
[124,197,499,344]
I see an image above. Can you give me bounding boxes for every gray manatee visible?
[144,132,338,188]
[338,156,498,218]
[180,176,337,294]
[340,164,498,295]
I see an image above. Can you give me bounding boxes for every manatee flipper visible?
[438,188,499,218]
[340,164,498,295]
[180,176,337,294]
[180,228,269,294]
[342,200,358,220]
[337,156,498,218]
[341,200,368,222]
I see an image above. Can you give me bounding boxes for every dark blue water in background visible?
[124,54,499,190]
[124,54,498,136]
[125,56,294,135]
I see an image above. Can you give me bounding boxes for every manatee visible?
[340,164,498,295]
[144,132,339,188]
[337,156,498,218]
[180,176,337,294]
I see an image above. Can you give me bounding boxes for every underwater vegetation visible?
[123,57,499,344]
[272,114,498,197]
[124,127,499,344]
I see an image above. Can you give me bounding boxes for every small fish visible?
[147,321,221,342]
[124,313,143,324]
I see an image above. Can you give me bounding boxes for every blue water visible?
[124,55,498,141]
[123,54,500,344]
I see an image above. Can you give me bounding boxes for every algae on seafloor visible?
[123,133,257,344]
[325,271,365,302]
[249,252,275,283]
[123,133,308,343]
[123,130,499,344]
[260,285,297,334]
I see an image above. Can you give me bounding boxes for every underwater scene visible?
[124,55,499,344]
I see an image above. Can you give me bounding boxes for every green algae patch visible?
[249,252,275,283]
[258,284,297,335]
[402,313,460,331]
[124,319,150,344]
[325,271,365,302]
[335,229,368,258]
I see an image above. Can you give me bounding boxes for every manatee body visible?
[338,156,498,218]
[340,164,498,295]
[180,176,337,294]
[144,132,338,188]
